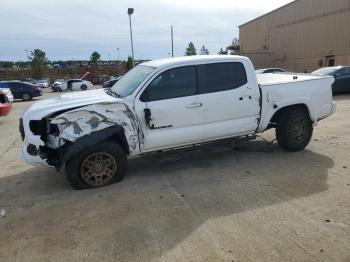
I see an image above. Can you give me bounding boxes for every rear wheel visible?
[65,141,127,189]
[276,108,313,152]
[80,84,87,90]
[21,93,32,101]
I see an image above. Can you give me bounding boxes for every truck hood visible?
[23,89,119,120]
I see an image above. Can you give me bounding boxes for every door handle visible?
[186,102,202,108]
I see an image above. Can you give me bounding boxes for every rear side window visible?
[146,66,196,101]
[0,82,9,88]
[339,68,350,76]
[198,62,247,94]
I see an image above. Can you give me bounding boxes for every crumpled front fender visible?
[51,102,143,154]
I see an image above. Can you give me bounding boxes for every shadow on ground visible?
[0,140,334,261]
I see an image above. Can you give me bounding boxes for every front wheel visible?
[22,93,32,101]
[276,108,313,152]
[80,84,87,90]
[65,141,127,189]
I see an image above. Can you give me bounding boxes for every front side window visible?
[146,66,197,101]
[198,62,247,94]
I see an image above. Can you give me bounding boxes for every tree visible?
[0,61,14,69]
[199,45,209,55]
[218,48,227,55]
[29,49,48,79]
[231,37,240,48]
[126,56,134,70]
[185,42,197,56]
[90,51,101,66]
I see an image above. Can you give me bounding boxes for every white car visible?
[0,88,14,102]
[255,68,287,74]
[53,79,93,92]
[35,80,49,88]
[20,55,335,189]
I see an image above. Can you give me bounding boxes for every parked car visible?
[0,90,12,116]
[103,77,121,88]
[0,81,42,101]
[52,79,65,87]
[20,55,335,189]
[0,83,14,102]
[110,74,122,80]
[311,66,350,94]
[52,79,93,92]
[255,68,287,74]
[35,79,49,88]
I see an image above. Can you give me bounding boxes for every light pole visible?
[127,8,135,67]
[117,48,120,62]
[171,26,174,57]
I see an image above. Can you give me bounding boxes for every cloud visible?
[0,0,294,61]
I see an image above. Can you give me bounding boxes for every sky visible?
[0,0,294,61]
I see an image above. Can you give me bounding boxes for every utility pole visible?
[127,8,135,67]
[25,49,29,69]
[171,26,174,57]
[117,48,120,62]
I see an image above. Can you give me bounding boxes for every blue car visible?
[0,81,42,101]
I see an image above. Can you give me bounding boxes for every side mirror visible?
[140,88,148,102]
[144,108,154,129]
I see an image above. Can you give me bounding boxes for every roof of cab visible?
[141,55,249,68]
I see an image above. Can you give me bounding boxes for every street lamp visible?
[127,8,135,67]
[117,47,120,62]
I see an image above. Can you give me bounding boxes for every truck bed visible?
[256,73,335,133]
[257,73,331,87]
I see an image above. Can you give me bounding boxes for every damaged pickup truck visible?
[20,55,336,189]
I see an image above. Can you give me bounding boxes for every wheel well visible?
[270,104,310,125]
[110,132,130,155]
[57,126,130,169]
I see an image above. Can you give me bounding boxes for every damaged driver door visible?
[135,65,204,152]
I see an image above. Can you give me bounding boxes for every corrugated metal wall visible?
[239,0,350,72]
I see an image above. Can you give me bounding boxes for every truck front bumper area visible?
[21,144,51,167]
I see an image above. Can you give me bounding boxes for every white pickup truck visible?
[20,55,336,189]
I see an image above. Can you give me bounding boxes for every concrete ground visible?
[0,89,349,262]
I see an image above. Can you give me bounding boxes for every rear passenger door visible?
[334,68,350,93]
[9,82,23,98]
[196,62,260,140]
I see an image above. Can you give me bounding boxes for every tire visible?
[22,93,32,101]
[65,140,127,189]
[80,84,87,90]
[276,108,313,152]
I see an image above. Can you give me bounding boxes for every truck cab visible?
[132,56,260,152]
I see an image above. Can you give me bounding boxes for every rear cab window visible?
[198,62,247,94]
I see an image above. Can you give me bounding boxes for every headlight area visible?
[28,119,62,167]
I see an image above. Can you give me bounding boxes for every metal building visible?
[239,0,350,72]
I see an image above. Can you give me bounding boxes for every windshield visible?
[111,65,155,98]
[311,67,338,76]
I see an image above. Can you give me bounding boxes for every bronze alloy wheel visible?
[291,118,308,144]
[80,152,118,186]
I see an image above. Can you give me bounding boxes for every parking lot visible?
[0,89,349,261]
